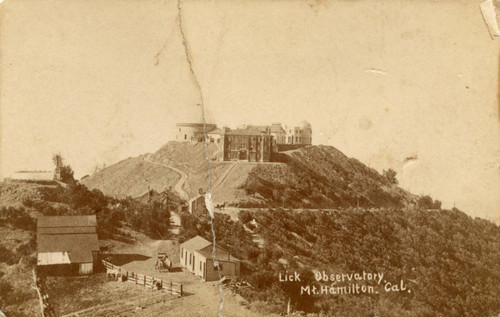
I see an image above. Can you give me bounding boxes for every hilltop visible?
[83,141,417,209]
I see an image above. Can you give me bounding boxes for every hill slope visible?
[179,207,500,317]
[83,142,416,209]
[238,146,416,208]
[81,156,180,198]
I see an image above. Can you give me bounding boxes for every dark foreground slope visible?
[180,207,500,317]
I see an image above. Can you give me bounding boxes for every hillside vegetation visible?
[83,142,417,209]
[240,146,416,208]
[0,182,176,316]
[180,207,500,317]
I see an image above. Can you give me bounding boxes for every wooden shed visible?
[37,215,99,275]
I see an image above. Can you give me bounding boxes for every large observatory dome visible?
[176,104,216,142]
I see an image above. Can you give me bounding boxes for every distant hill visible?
[82,142,417,209]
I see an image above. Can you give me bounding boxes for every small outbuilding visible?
[188,194,208,215]
[37,215,99,275]
[180,235,240,281]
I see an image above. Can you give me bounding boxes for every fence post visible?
[144,275,146,286]
[170,281,173,292]
[180,284,183,296]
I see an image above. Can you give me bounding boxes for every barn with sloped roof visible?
[37,215,99,275]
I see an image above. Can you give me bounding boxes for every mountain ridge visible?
[82,141,418,209]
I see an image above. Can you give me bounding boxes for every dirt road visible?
[143,158,189,201]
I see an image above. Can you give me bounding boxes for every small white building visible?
[180,235,240,281]
[11,171,54,181]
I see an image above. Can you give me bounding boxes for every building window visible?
[184,134,187,140]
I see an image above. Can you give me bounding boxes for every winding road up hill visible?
[82,142,417,209]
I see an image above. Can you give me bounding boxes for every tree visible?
[52,153,75,183]
[383,168,398,185]
[418,195,433,209]
[60,165,75,183]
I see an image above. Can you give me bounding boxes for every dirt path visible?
[143,158,189,201]
[170,211,181,235]
[101,233,270,317]
[142,158,187,236]
[210,162,238,192]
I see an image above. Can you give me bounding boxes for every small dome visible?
[299,120,311,130]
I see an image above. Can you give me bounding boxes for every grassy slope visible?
[83,142,236,199]
[82,156,180,198]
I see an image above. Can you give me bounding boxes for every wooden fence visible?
[102,260,183,296]
[32,269,58,317]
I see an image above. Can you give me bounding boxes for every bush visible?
[239,210,254,224]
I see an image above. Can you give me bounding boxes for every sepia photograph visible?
[0,0,499,316]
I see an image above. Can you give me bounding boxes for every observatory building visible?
[175,105,312,162]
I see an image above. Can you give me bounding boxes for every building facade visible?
[221,130,273,162]
[175,116,312,159]
[284,121,312,145]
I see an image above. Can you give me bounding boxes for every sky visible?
[1,0,499,221]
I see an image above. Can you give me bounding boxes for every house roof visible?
[69,250,94,263]
[196,245,240,262]
[270,125,285,133]
[224,129,268,136]
[37,227,96,235]
[37,215,97,229]
[180,235,212,251]
[207,128,224,135]
[37,233,99,262]
[37,215,99,264]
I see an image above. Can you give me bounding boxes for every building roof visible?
[180,235,212,251]
[37,227,96,235]
[207,128,224,135]
[37,215,99,264]
[270,124,285,133]
[37,215,97,229]
[11,171,54,181]
[37,234,99,262]
[224,129,268,136]
[196,244,240,262]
